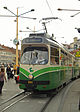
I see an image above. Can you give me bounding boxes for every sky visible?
[0,0,80,49]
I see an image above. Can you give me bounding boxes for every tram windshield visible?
[21,46,48,65]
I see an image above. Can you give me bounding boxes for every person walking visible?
[0,67,7,94]
[6,65,11,80]
[14,65,19,84]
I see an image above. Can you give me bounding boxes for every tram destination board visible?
[22,38,42,44]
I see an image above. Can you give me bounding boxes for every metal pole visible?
[16,8,18,66]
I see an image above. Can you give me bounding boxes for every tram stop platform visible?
[0,78,22,101]
[61,78,80,112]
[46,78,80,112]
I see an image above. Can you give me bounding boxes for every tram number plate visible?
[28,81,33,84]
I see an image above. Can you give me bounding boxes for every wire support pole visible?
[16,8,19,66]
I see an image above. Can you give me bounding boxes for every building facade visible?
[69,37,80,67]
[0,44,16,65]
[63,37,80,66]
[70,37,80,50]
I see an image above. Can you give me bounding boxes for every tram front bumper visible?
[18,80,50,90]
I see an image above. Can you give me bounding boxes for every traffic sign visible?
[13,38,19,45]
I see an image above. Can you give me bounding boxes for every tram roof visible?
[22,33,74,57]
[22,33,59,45]
[46,38,74,56]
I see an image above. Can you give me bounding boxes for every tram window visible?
[61,50,72,66]
[61,51,68,65]
[21,46,48,65]
[23,47,47,53]
[50,47,59,65]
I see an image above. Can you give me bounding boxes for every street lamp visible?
[3,6,36,66]
[58,8,80,11]
[75,28,80,33]
[58,8,80,17]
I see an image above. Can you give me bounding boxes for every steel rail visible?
[40,95,54,112]
[57,79,79,112]
[1,92,32,112]
[40,91,57,112]
[39,77,76,112]
[0,91,25,106]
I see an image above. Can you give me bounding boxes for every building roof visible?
[0,44,16,54]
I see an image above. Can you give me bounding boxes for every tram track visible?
[0,79,79,112]
[41,78,80,112]
[1,83,69,112]
[39,86,65,112]
[57,79,80,112]
[40,94,55,112]
[2,91,58,112]
[0,91,24,106]
[0,91,32,112]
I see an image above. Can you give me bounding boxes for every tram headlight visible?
[17,75,19,81]
[28,74,33,79]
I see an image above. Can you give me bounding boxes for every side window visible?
[61,50,72,66]
[50,47,59,65]
[61,50,67,65]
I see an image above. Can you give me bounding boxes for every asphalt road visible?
[0,73,80,112]
[44,78,80,112]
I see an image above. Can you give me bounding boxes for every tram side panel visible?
[18,66,75,91]
[72,66,80,80]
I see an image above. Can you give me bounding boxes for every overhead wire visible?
[45,0,53,16]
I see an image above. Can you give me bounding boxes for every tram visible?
[17,32,80,92]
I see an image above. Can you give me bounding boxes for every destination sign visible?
[22,38,42,44]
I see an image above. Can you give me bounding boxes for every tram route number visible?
[28,81,33,84]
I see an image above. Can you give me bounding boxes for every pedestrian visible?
[10,70,14,79]
[15,65,19,84]
[0,67,7,94]
[1,64,5,69]
[6,65,11,80]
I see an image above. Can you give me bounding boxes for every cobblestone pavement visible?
[0,68,22,102]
